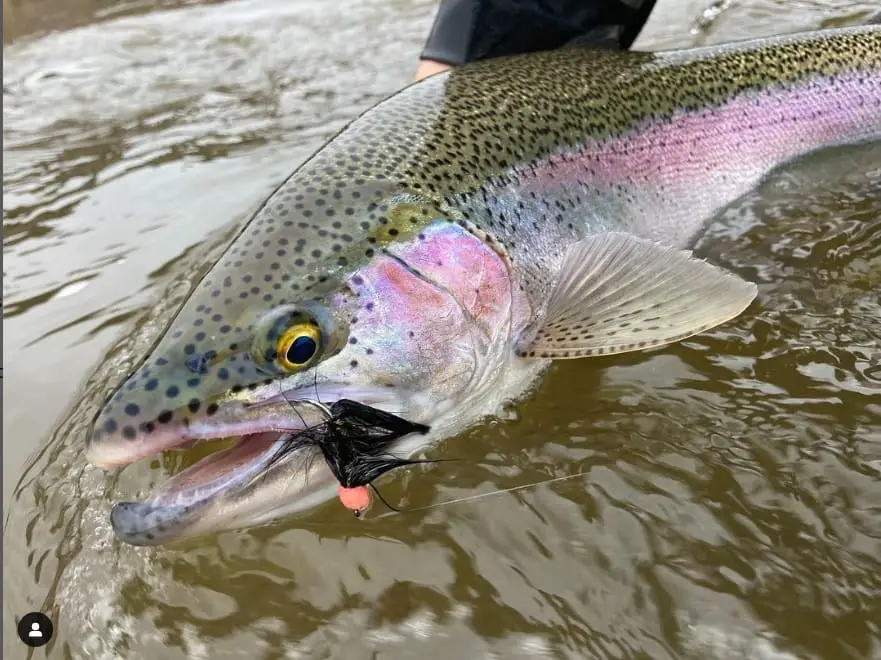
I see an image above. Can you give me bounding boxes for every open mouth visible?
[102,397,432,546]
[95,393,337,546]
[141,431,300,509]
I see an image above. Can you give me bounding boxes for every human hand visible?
[414,59,452,81]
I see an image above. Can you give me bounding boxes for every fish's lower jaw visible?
[164,458,340,542]
[109,441,341,545]
[241,479,340,528]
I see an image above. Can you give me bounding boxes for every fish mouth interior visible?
[109,430,314,545]
[146,431,295,508]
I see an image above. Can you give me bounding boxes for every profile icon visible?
[17,611,53,648]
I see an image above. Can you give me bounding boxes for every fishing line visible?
[372,468,592,520]
[262,383,331,475]
[367,483,401,515]
[310,364,323,408]
[276,376,333,423]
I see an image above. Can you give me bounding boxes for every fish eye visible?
[251,303,346,373]
[277,323,320,370]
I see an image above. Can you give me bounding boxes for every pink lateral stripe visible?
[516,72,881,192]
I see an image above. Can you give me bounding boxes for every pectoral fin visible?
[517,232,758,359]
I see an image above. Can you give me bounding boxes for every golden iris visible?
[276,323,320,370]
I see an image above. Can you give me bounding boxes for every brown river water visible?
[4,0,881,657]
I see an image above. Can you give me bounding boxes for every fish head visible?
[85,173,536,545]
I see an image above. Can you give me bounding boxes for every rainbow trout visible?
[86,25,881,545]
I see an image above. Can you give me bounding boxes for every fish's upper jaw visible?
[86,389,308,469]
[86,427,186,468]
[85,379,411,469]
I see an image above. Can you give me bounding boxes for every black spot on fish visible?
[186,354,208,374]
[124,403,140,416]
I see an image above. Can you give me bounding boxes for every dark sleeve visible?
[419,0,658,66]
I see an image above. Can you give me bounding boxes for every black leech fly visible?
[314,400,431,487]
[267,398,434,514]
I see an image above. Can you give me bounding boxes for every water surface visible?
[4,0,881,658]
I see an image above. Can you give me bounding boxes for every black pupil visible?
[287,335,316,365]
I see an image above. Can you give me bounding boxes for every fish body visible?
[86,25,881,545]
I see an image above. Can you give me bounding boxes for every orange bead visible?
[338,485,370,514]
